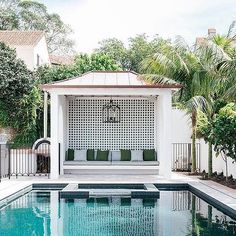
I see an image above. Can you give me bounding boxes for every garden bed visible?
[201,172,236,189]
[183,171,236,189]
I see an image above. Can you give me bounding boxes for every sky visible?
[39,0,236,53]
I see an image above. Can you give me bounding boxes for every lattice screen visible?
[68,98,155,150]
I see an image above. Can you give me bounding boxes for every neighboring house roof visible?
[195,37,207,45]
[41,71,182,90]
[49,54,74,66]
[0,30,45,46]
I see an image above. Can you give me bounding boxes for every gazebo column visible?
[157,91,172,178]
[50,93,59,179]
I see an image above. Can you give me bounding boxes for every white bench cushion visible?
[131,150,143,161]
[74,150,87,161]
[111,151,121,161]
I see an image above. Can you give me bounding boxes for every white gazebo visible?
[41,71,181,179]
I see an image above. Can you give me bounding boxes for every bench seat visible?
[63,150,159,175]
[64,161,112,166]
[63,160,159,175]
[63,164,159,175]
[63,161,159,166]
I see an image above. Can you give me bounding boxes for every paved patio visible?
[0,173,236,217]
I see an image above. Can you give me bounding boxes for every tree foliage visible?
[211,103,236,161]
[37,53,120,84]
[0,42,41,146]
[0,0,74,55]
[95,38,128,70]
[96,34,165,72]
[74,53,120,73]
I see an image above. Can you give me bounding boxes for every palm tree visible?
[194,41,229,177]
[142,26,236,175]
[142,37,207,173]
[195,23,236,177]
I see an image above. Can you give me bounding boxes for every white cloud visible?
[41,0,236,53]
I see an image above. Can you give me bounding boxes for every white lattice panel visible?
[68,98,155,150]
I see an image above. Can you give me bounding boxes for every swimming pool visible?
[0,189,235,236]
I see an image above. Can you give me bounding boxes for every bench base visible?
[63,165,159,175]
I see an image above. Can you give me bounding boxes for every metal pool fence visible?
[172,143,200,172]
[0,143,50,181]
[1,142,200,180]
[172,191,200,211]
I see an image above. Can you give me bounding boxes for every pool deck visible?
[0,173,236,216]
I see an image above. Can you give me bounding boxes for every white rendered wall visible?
[33,37,50,67]
[157,90,172,178]
[14,46,34,70]
[58,95,67,174]
[50,93,60,179]
[171,109,192,143]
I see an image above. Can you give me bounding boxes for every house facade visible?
[0,30,50,70]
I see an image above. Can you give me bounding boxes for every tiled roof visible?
[49,54,74,65]
[41,71,182,89]
[0,30,45,46]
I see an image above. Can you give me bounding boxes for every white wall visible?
[33,36,50,68]
[172,109,236,177]
[10,36,50,70]
[14,45,34,70]
[171,108,192,143]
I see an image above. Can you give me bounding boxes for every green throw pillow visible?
[121,198,131,206]
[143,149,156,161]
[67,149,74,161]
[87,149,95,161]
[96,150,109,161]
[120,149,131,161]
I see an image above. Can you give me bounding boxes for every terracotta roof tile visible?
[0,30,45,46]
[49,54,74,65]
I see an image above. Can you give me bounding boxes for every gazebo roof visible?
[41,71,182,90]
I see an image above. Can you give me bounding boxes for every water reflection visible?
[0,191,235,236]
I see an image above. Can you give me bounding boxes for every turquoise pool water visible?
[0,190,235,236]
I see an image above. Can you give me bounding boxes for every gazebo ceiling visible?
[41,71,182,90]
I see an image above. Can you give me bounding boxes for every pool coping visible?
[0,181,236,219]
[59,183,160,198]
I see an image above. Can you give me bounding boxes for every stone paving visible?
[0,173,236,216]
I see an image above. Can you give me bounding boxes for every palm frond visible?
[223,84,236,102]
[174,35,191,52]
[140,74,180,85]
[185,96,209,114]
[227,21,236,38]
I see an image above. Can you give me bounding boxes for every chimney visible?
[208,28,216,38]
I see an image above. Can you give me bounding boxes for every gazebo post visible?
[50,93,59,179]
[157,91,172,178]
[43,91,48,138]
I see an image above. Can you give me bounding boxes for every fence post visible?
[0,144,2,182]
[188,143,191,171]
[8,143,11,179]
[58,143,61,175]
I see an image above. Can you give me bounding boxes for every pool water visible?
[0,190,235,236]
